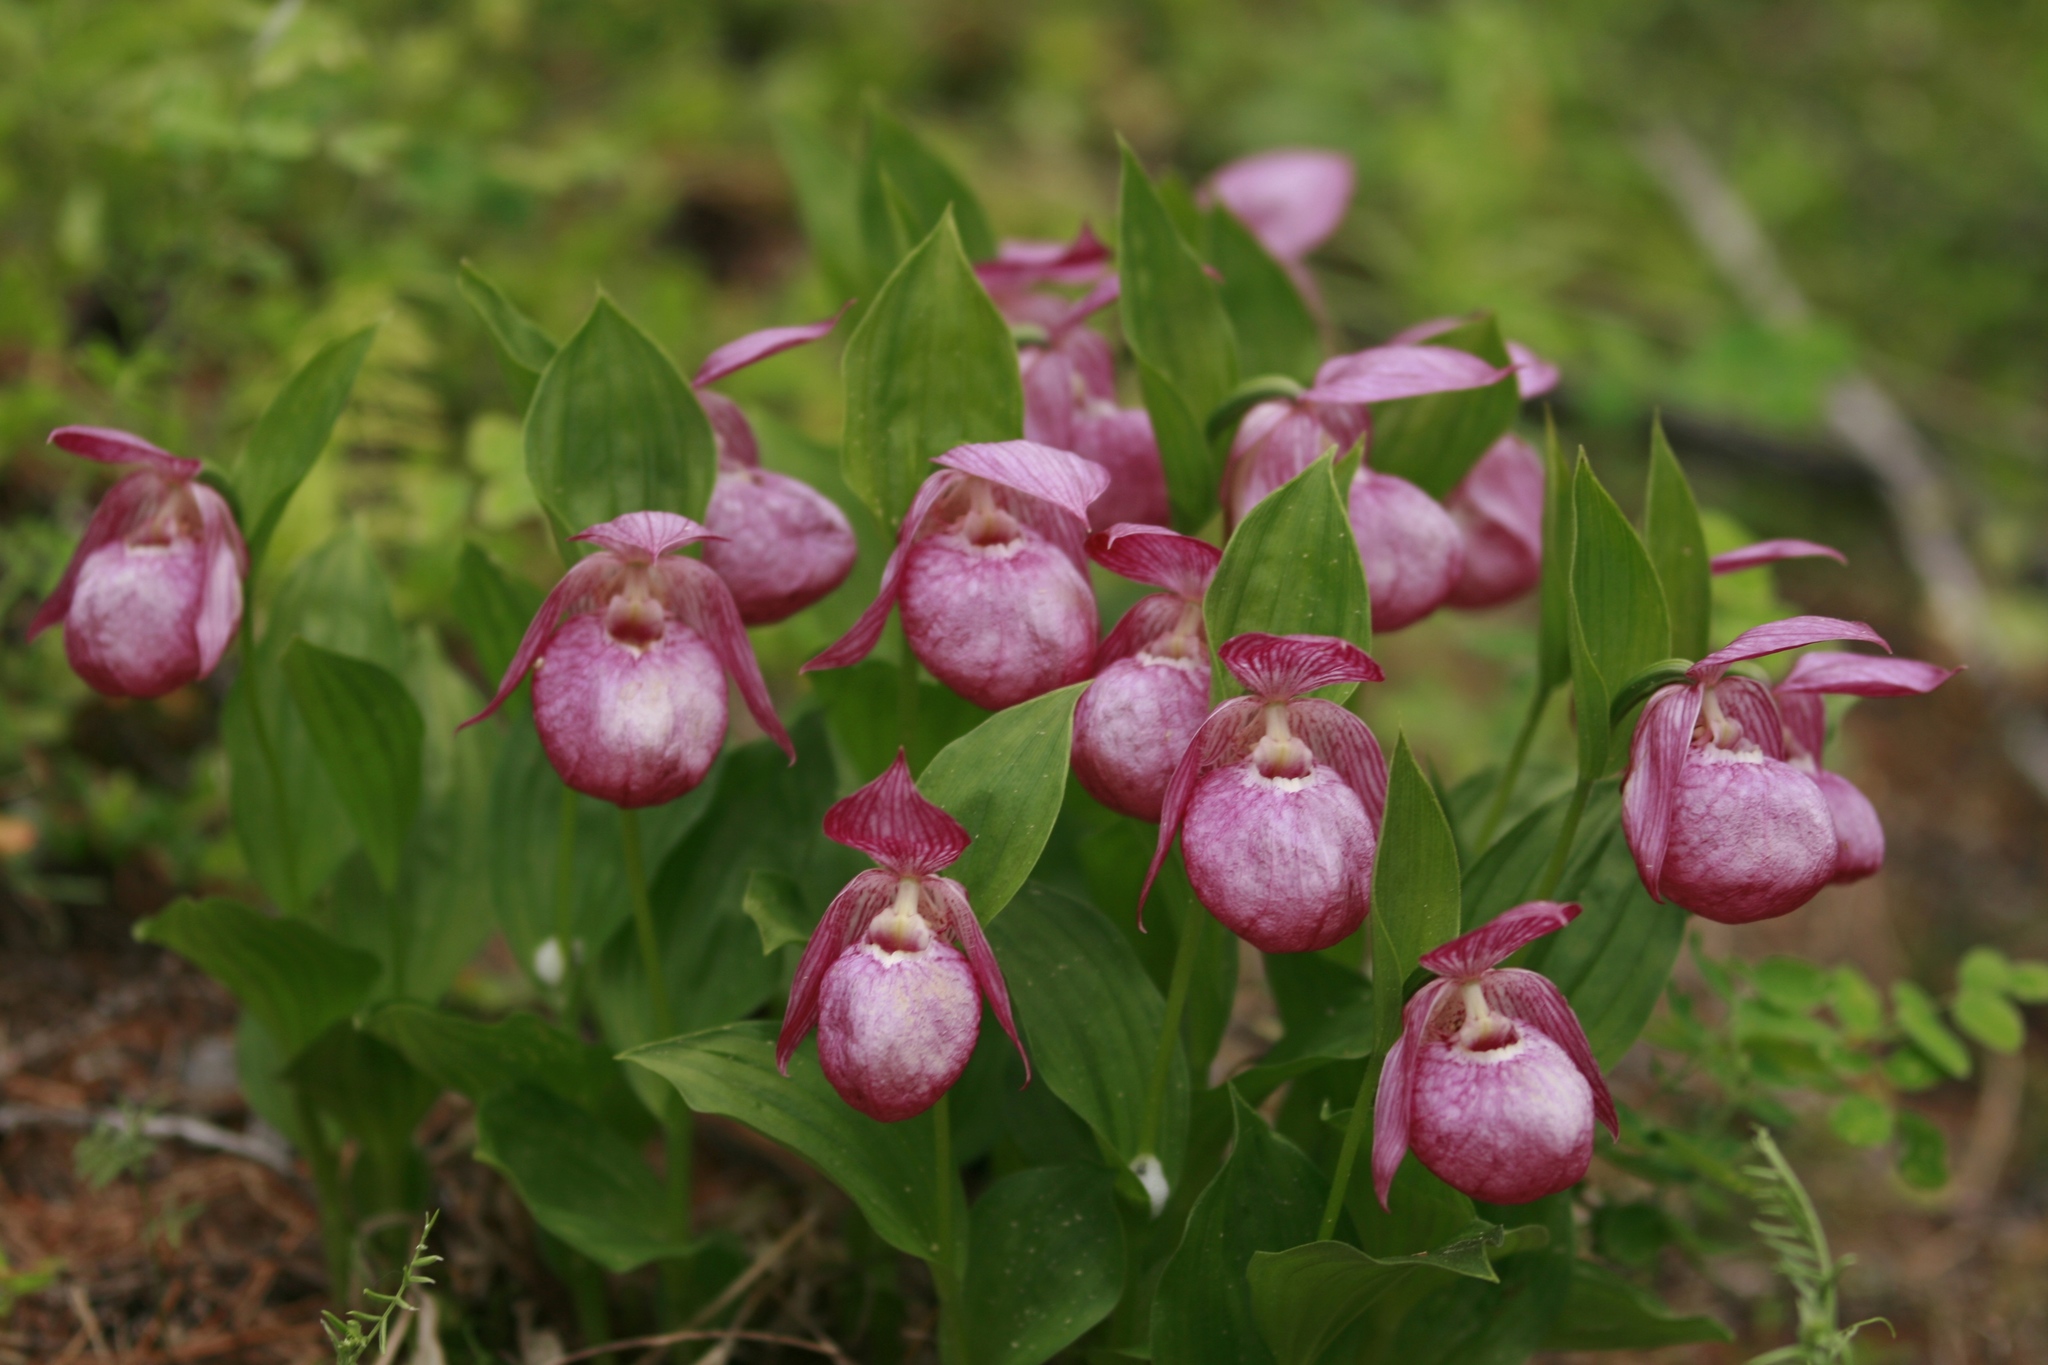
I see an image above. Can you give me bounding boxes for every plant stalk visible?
[930,1092,968,1365]
[896,620,921,758]
[1318,1052,1383,1241]
[1476,681,1552,849]
[619,807,672,1038]
[238,610,302,914]
[553,786,580,1013]
[294,1085,353,1295]
[1137,882,1205,1158]
[1535,775,1594,899]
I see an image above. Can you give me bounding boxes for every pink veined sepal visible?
[49,425,201,478]
[1284,699,1390,830]
[463,556,618,727]
[1504,341,1559,400]
[1483,968,1619,1138]
[1217,632,1384,701]
[1689,615,1889,682]
[1139,696,1264,919]
[777,869,898,1074]
[1623,683,1705,900]
[692,303,852,388]
[1708,539,1847,575]
[821,751,971,877]
[571,510,720,562]
[699,390,761,469]
[933,441,1110,531]
[1713,676,1788,761]
[1418,901,1581,981]
[1092,593,1194,672]
[1086,523,1220,599]
[1776,652,1960,698]
[1371,977,1452,1208]
[192,484,249,674]
[804,469,964,673]
[27,475,161,641]
[1776,689,1828,762]
[653,556,794,762]
[924,877,1030,1080]
[1304,346,1512,406]
[975,225,1112,291]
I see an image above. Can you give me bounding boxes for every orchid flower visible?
[805,441,1108,711]
[1708,539,1848,576]
[1143,634,1388,953]
[1070,525,1222,820]
[1372,901,1617,1206]
[1443,433,1545,610]
[1623,616,1892,923]
[30,427,246,699]
[1389,315,1561,401]
[1200,148,1355,311]
[778,753,1026,1122]
[465,511,792,808]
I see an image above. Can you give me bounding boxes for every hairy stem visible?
[1476,681,1552,849]
[1535,775,1594,899]
[931,1092,968,1365]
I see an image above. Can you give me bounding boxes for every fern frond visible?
[1742,1129,1890,1365]
[323,1210,441,1365]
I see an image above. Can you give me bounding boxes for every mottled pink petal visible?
[1181,760,1373,952]
[1421,901,1580,980]
[532,615,727,807]
[1483,969,1618,1138]
[699,389,761,470]
[1093,592,1196,671]
[1620,683,1703,900]
[1654,753,1835,923]
[1071,405,1168,531]
[1713,677,1787,761]
[1689,615,1889,682]
[1349,469,1464,633]
[462,556,619,727]
[1086,524,1220,598]
[1070,651,1211,820]
[656,557,794,762]
[934,441,1109,528]
[928,876,1029,1078]
[1140,696,1263,919]
[1776,689,1828,763]
[1202,149,1356,262]
[692,304,851,388]
[1218,632,1383,701]
[27,474,160,641]
[1284,698,1389,829]
[1776,652,1959,698]
[1050,273,1122,336]
[778,868,903,1074]
[191,484,247,674]
[976,226,1112,291]
[1223,400,1341,529]
[1386,316,1460,345]
[49,426,200,478]
[1305,346,1510,405]
[1815,769,1885,883]
[1445,434,1544,610]
[1373,977,1452,1208]
[1506,341,1559,401]
[1708,539,1847,575]
[805,470,964,674]
[823,751,971,876]
[572,511,721,563]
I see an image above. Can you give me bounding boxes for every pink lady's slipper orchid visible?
[1389,316,1561,402]
[778,753,1026,1122]
[1200,149,1355,311]
[465,511,792,808]
[1622,616,1893,924]
[1223,346,1512,631]
[1774,652,1959,884]
[805,441,1108,711]
[1443,434,1545,610]
[30,427,247,699]
[1070,525,1222,821]
[1143,634,1388,953]
[691,310,860,624]
[1708,538,1848,576]
[1373,901,1617,1207]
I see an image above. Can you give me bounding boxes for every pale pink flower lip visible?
[31,426,247,699]
[1372,901,1617,1208]
[778,753,1027,1122]
[1444,434,1544,611]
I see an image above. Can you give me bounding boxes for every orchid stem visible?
[1476,680,1552,849]
[294,1085,353,1295]
[931,1092,968,1365]
[1318,1051,1383,1242]
[619,807,672,1038]
[1138,878,1204,1159]
[237,610,302,914]
[1536,775,1593,899]
[553,786,580,1014]
[896,619,921,759]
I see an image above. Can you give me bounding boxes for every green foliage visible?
[964,1165,1124,1365]
[1365,315,1519,499]
[1205,208,1322,384]
[234,326,379,569]
[1568,454,1672,779]
[322,1211,441,1365]
[1744,1130,1890,1365]
[1371,735,1463,1051]
[1644,416,1712,662]
[281,640,424,891]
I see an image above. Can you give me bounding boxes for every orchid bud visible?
[1774,651,1958,884]
[1070,526,1222,821]
[1143,634,1389,953]
[1200,149,1355,313]
[1389,317,1561,402]
[805,441,1107,712]
[1623,617,1894,923]
[778,753,1027,1122]
[464,511,793,808]
[30,427,247,699]
[1372,902,1618,1207]
[1443,434,1544,610]
[1348,469,1464,633]
[690,313,859,625]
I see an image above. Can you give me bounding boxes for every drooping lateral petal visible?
[1086,523,1221,599]
[1621,684,1703,900]
[1776,652,1960,699]
[927,875,1030,1079]
[1419,901,1581,980]
[461,556,620,727]
[1049,274,1122,338]
[777,868,899,1074]
[1304,346,1511,406]
[1776,689,1828,763]
[822,750,971,876]
[658,557,795,762]
[571,510,721,563]
[975,225,1113,291]
[191,484,248,674]
[1373,977,1450,1208]
[49,426,202,478]
[804,469,963,673]
[1217,632,1384,702]
[1285,699,1390,830]
[1202,149,1356,262]
[1689,615,1889,682]
[1712,677,1787,761]
[1094,592,1197,671]
[934,441,1110,528]
[1708,539,1847,575]
[1484,969,1619,1138]
[1223,400,1342,527]
[698,389,761,470]
[1505,341,1559,400]
[26,474,161,641]
[692,303,853,387]
[1141,696,1263,917]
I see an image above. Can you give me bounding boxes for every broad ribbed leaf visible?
[281,639,424,891]
[965,1165,1124,1365]
[1644,417,1710,661]
[1207,207,1321,384]
[458,261,557,411]
[863,104,995,267]
[1248,1224,1513,1365]
[1536,418,1574,692]
[134,897,379,1061]
[810,659,989,780]
[1541,1261,1731,1351]
[920,685,1086,922]
[1371,737,1462,1050]
[1366,315,1518,499]
[1386,1248,1573,1365]
[452,542,544,687]
[525,296,716,535]
[841,211,1022,527]
[772,111,865,301]
[1570,455,1670,779]
[235,324,378,566]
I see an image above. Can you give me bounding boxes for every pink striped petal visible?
[1506,341,1559,400]
[1689,616,1889,682]
[778,868,898,1073]
[975,225,1112,290]
[1217,632,1383,701]
[49,426,201,478]
[699,389,761,470]
[1776,652,1959,698]
[657,558,794,762]
[1285,699,1389,830]
[1086,523,1221,598]
[1420,901,1580,980]
[930,876,1029,1079]
[1372,978,1451,1208]
[1621,683,1703,900]
[462,556,619,727]
[823,751,971,876]
[692,303,852,388]
[1484,968,1618,1138]
[1777,689,1827,763]
[1708,539,1847,575]
[27,474,161,641]
[191,483,248,674]
[805,470,964,674]
[934,441,1109,528]
[1202,149,1356,262]
[1305,346,1510,406]
[1141,696,1263,920]
[1093,592,1196,671]
[571,510,721,563]
[1713,677,1787,761]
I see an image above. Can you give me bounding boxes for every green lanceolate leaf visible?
[1247,1222,1516,1365]
[1366,315,1518,499]
[1204,452,1372,699]
[920,684,1086,922]
[1535,416,1574,693]
[1569,455,1670,780]
[841,210,1022,528]
[287,1027,437,1192]
[1237,953,1374,1102]
[234,324,378,569]
[1541,1260,1731,1351]
[965,1164,1124,1365]
[1371,736,1463,1050]
[1385,1245,1573,1365]
[458,261,558,411]
[1206,207,1321,384]
[810,659,990,780]
[475,1084,691,1272]
[986,883,1190,1185]
[1891,981,1971,1078]
[1118,141,1239,531]
[862,103,995,266]
[625,1022,962,1265]
[1644,415,1711,662]
[525,295,716,536]
[1151,1089,1327,1365]
[741,869,814,957]
[134,898,380,1061]
[771,111,865,301]
[452,542,544,688]
[281,639,425,891]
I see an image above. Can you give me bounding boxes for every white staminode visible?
[533,936,567,987]
[1130,1153,1170,1217]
